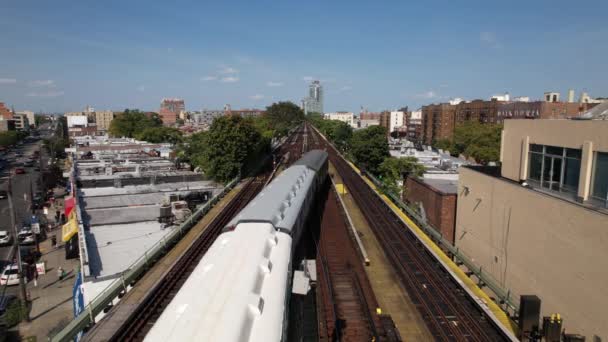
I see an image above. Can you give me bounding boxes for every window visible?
[528,144,581,195]
[591,152,608,204]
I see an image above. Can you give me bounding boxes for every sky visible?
[1,0,607,113]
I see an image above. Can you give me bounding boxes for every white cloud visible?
[266,81,283,87]
[28,80,55,87]
[220,76,239,83]
[249,94,264,100]
[415,91,438,99]
[219,66,239,74]
[0,78,17,84]
[302,76,315,82]
[27,90,64,97]
[480,31,502,48]
[137,85,145,92]
[201,76,218,81]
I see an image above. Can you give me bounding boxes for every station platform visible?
[82,180,247,342]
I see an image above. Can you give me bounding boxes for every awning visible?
[62,211,78,242]
[64,196,75,217]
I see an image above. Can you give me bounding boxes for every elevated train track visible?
[94,127,308,341]
[308,123,513,341]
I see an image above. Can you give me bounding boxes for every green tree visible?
[378,156,425,194]
[108,109,162,138]
[135,126,183,144]
[188,116,268,182]
[264,101,305,137]
[452,122,501,164]
[349,125,389,175]
[434,139,453,153]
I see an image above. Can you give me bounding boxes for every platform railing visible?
[51,176,240,342]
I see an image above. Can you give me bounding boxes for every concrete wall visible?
[456,167,608,339]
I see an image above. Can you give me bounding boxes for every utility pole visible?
[7,173,31,322]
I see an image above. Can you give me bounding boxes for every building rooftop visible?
[420,178,458,194]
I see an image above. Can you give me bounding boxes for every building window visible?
[528,144,581,194]
[591,152,608,205]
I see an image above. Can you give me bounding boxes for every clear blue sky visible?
[1,0,607,113]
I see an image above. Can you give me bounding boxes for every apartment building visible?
[455,110,608,339]
[324,112,355,128]
[95,110,114,132]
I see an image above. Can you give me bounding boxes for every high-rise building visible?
[95,110,115,132]
[160,98,185,125]
[16,111,35,127]
[302,80,323,114]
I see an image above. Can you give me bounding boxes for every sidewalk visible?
[15,186,79,341]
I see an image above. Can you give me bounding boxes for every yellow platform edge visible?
[346,160,519,336]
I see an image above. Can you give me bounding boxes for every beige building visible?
[16,110,35,127]
[456,117,608,339]
[12,113,29,131]
[323,111,356,128]
[95,110,114,132]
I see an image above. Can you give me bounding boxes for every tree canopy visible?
[264,101,305,137]
[434,122,502,164]
[135,126,183,144]
[378,156,426,195]
[349,125,390,175]
[108,109,162,138]
[186,116,269,183]
[0,131,27,148]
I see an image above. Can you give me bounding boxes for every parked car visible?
[14,168,25,175]
[0,191,7,199]
[0,231,11,246]
[17,230,35,245]
[23,160,34,167]
[0,265,27,286]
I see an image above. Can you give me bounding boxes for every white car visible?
[0,231,11,246]
[0,264,27,286]
[18,230,35,245]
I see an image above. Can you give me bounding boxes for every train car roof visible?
[144,223,292,342]
[227,164,315,234]
[291,149,327,172]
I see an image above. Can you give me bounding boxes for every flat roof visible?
[79,181,219,197]
[420,178,458,194]
[85,221,174,279]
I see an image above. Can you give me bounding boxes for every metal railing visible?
[51,176,240,342]
[364,171,519,313]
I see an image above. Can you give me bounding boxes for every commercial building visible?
[160,98,185,125]
[64,136,223,322]
[0,118,16,132]
[455,109,608,338]
[324,111,355,127]
[302,80,323,115]
[95,110,114,132]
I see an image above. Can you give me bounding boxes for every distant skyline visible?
[1,0,607,113]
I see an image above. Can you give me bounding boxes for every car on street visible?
[14,168,25,175]
[0,265,27,286]
[0,231,11,246]
[23,160,34,167]
[0,191,7,199]
[17,230,35,245]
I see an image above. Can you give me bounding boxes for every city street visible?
[1,126,52,296]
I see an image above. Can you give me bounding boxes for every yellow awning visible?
[62,212,79,242]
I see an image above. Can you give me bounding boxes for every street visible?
[1,125,53,296]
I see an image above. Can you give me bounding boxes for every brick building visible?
[0,102,13,120]
[497,101,594,120]
[421,103,457,145]
[406,110,422,142]
[403,177,458,244]
[359,112,382,121]
[159,98,185,125]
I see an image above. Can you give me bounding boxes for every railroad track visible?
[110,128,306,341]
[316,187,395,341]
[309,124,510,341]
